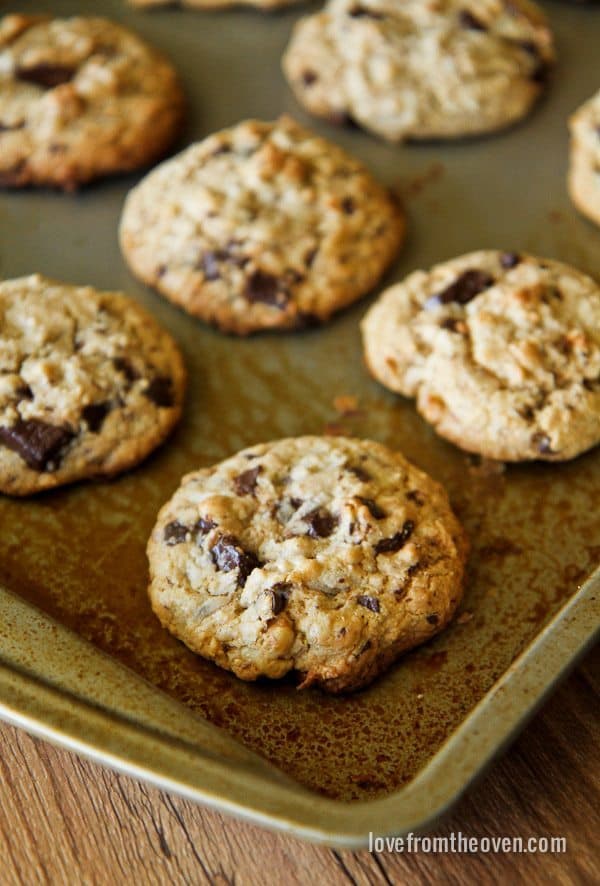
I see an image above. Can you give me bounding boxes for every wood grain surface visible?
[0,646,597,886]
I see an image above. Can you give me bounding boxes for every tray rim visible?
[0,567,597,849]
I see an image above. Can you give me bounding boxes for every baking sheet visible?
[0,0,599,814]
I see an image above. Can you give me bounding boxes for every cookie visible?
[569,89,600,227]
[283,0,554,142]
[0,15,185,189]
[119,116,405,335]
[0,275,186,495]
[130,0,301,9]
[147,435,467,693]
[362,251,600,462]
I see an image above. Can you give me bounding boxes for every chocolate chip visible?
[0,419,74,471]
[15,383,33,402]
[290,497,304,509]
[82,402,110,433]
[459,10,487,30]
[532,432,554,454]
[0,120,25,133]
[375,520,415,554]
[426,614,439,625]
[164,521,188,545]
[424,270,494,309]
[244,270,288,308]
[113,357,139,382]
[16,63,76,89]
[195,516,216,535]
[341,197,355,215]
[211,534,262,587]
[304,247,318,268]
[406,490,424,506]
[348,6,383,18]
[500,252,521,269]
[357,595,380,613]
[302,69,318,86]
[356,496,386,519]
[305,506,338,538]
[269,582,292,615]
[144,376,174,408]
[233,466,261,496]
[348,464,371,482]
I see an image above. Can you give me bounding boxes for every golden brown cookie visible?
[147,436,467,693]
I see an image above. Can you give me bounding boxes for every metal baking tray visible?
[0,0,598,847]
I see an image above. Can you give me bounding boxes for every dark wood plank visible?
[0,647,597,885]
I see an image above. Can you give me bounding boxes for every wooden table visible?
[0,647,597,885]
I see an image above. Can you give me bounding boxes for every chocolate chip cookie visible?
[569,88,600,227]
[0,14,185,189]
[119,116,405,335]
[283,0,554,142]
[362,251,600,462]
[0,275,186,495]
[147,436,467,693]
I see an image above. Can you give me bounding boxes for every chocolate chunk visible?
[375,520,415,554]
[244,270,288,308]
[211,534,262,587]
[269,582,292,615]
[341,197,355,215]
[82,401,110,433]
[426,614,439,625]
[164,521,188,545]
[357,595,380,613]
[348,6,383,18]
[144,376,174,408]
[532,432,554,454]
[290,497,304,509]
[195,516,216,535]
[0,418,74,471]
[459,10,486,30]
[348,464,371,482]
[304,247,318,268]
[356,496,386,519]
[305,506,338,538]
[406,490,424,506]
[425,270,494,309]
[233,466,261,496]
[500,251,521,269]
[0,120,25,133]
[113,357,139,382]
[302,69,318,86]
[15,383,33,402]
[16,63,76,89]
